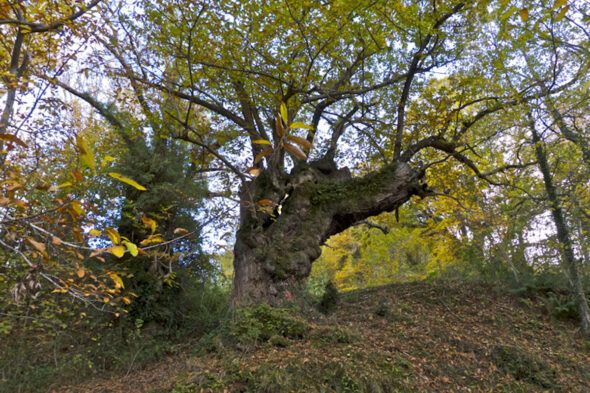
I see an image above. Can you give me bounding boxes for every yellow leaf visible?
[76,268,85,278]
[103,297,110,303]
[88,229,102,237]
[109,245,126,258]
[122,296,132,305]
[100,155,116,168]
[105,227,121,245]
[27,238,46,253]
[108,272,125,289]
[252,139,272,145]
[519,8,529,21]
[52,288,68,294]
[139,234,164,246]
[58,181,73,189]
[76,134,96,172]
[555,5,568,21]
[283,143,307,161]
[553,0,567,9]
[141,216,157,234]
[70,201,84,216]
[122,241,138,257]
[290,121,314,130]
[108,172,147,191]
[280,102,289,124]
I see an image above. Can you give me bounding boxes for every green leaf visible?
[553,0,567,9]
[122,240,139,257]
[108,172,147,191]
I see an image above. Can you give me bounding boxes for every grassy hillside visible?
[52,281,590,392]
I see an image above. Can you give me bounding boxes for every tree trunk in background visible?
[531,125,590,336]
[231,160,428,306]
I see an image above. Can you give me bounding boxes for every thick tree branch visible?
[138,78,249,131]
[356,219,390,234]
[324,106,359,161]
[392,3,465,160]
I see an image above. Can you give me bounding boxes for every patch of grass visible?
[170,381,196,393]
[268,334,290,347]
[491,345,556,389]
[185,352,413,393]
[311,325,360,345]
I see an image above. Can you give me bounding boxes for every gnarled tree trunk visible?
[231,159,428,306]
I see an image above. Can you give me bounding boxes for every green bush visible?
[0,278,229,393]
[227,304,309,348]
[318,281,339,314]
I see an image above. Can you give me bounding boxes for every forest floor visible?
[57,281,590,393]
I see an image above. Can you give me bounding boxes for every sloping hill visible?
[59,282,590,392]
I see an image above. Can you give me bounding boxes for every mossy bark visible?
[231,160,428,306]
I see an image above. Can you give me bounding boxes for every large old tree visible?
[10,0,587,309]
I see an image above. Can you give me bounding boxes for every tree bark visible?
[231,159,429,306]
[531,123,590,336]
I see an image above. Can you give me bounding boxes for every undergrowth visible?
[0,283,229,393]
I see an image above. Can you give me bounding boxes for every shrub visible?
[318,281,339,314]
[227,304,309,348]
